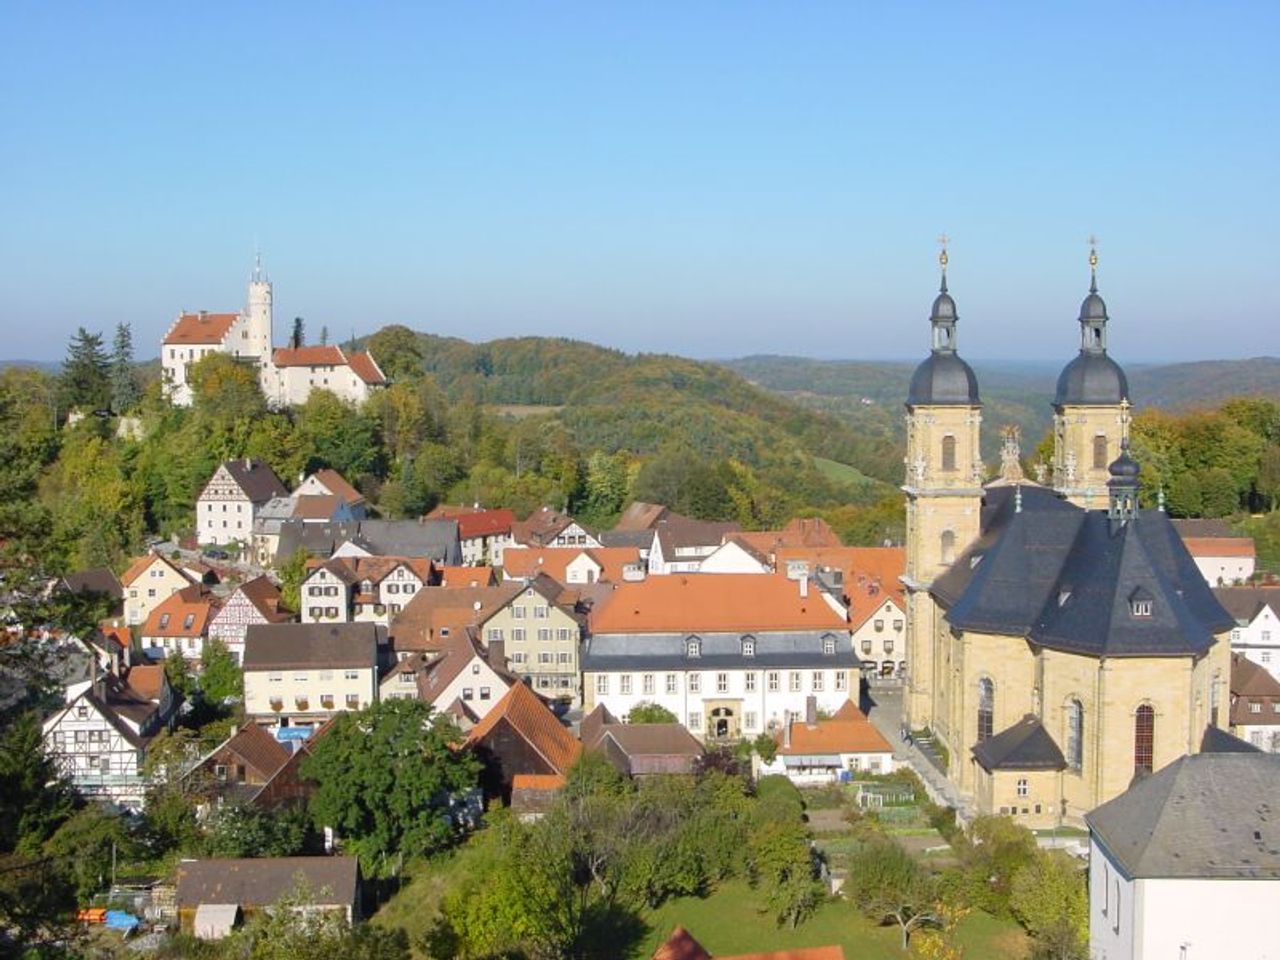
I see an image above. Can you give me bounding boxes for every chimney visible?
[799,577,809,599]
[783,718,792,749]
[244,457,252,471]
[805,695,818,728]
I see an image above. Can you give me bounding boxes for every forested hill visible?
[367,328,899,488]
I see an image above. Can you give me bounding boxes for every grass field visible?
[813,456,879,492]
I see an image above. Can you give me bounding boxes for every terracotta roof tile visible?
[465,682,581,776]
[775,704,893,756]
[123,664,166,701]
[723,948,845,960]
[309,468,364,505]
[614,502,671,532]
[503,546,641,585]
[511,773,567,790]
[436,566,498,588]
[346,350,386,385]
[272,345,347,367]
[651,926,712,960]
[121,553,190,588]
[1182,537,1256,558]
[590,573,847,634]
[213,723,291,780]
[163,312,238,346]
[141,585,218,638]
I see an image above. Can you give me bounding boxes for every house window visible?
[1263,651,1272,665]
[1093,434,1108,470]
[183,613,195,630]
[835,671,848,691]
[1131,599,1152,617]
[716,673,728,694]
[861,639,873,655]
[268,672,283,683]
[346,694,360,708]
[744,711,757,731]
[941,435,957,472]
[621,675,633,695]
[534,606,548,619]
[686,638,701,658]
[874,619,884,632]
[558,652,571,663]
[689,673,701,694]
[538,652,553,664]
[812,671,824,692]
[688,712,702,731]
[462,688,474,700]
[893,619,904,631]
[1016,778,1029,798]
[538,628,552,642]
[823,636,837,655]
[596,675,609,696]
[309,607,322,620]
[512,628,526,643]
[344,670,359,680]
[1250,701,1262,714]
[745,672,757,693]
[512,606,526,619]
[480,687,491,700]
[789,672,801,693]
[666,674,678,695]
[742,637,755,657]
[387,583,399,594]
[1134,704,1155,775]
[487,628,503,642]
[767,671,779,692]
[977,677,995,742]
[1066,698,1083,772]
[642,674,655,695]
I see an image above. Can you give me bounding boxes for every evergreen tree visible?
[291,317,305,349]
[109,322,139,414]
[320,325,329,346]
[59,327,110,413]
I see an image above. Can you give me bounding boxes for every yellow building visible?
[902,250,1234,828]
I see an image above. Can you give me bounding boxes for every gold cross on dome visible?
[938,234,949,268]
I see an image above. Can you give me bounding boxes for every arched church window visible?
[941,530,956,565]
[1066,698,1083,771]
[1210,671,1221,727]
[977,677,994,742]
[1134,704,1155,775]
[1093,434,1108,470]
[941,435,957,472]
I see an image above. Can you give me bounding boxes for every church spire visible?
[1079,236,1108,354]
[929,236,958,354]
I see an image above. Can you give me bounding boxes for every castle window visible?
[1093,434,1108,470]
[1016,778,1028,798]
[941,530,956,565]
[1066,698,1083,771]
[977,677,995,742]
[1134,704,1155,775]
[686,637,701,658]
[941,435,957,472]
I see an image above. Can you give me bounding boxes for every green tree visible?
[0,712,75,854]
[1200,466,1239,518]
[367,325,425,382]
[201,802,308,858]
[291,316,305,349]
[110,322,140,414]
[200,637,243,703]
[302,699,479,871]
[845,838,938,950]
[59,327,111,413]
[625,701,678,724]
[956,816,1038,918]
[294,390,384,480]
[164,648,195,700]
[43,805,134,902]
[278,548,310,610]
[1009,850,1088,960]
[748,818,820,928]
[320,325,329,346]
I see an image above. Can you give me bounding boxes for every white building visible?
[1085,752,1280,960]
[1217,585,1280,681]
[300,556,431,627]
[1229,653,1280,753]
[582,573,856,742]
[121,553,196,626]
[646,518,741,575]
[379,632,515,727]
[242,623,380,729]
[1172,519,1256,586]
[42,665,177,810]
[511,507,602,549]
[160,260,386,408]
[197,460,289,547]
[207,576,291,664]
[759,699,896,785]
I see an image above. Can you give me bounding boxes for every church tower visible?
[245,253,274,364]
[903,244,984,730]
[1052,243,1130,509]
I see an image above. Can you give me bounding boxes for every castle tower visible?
[246,253,274,363]
[903,243,984,730]
[1052,242,1130,509]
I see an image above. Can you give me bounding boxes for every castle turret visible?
[246,253,273,362]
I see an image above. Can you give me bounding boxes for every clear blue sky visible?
[2,2,1277,364]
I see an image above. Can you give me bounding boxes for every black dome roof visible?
[1079,291,1108,321]
[931,291,957,321]
[1054,352,1129,406]
[1108,448,1140,482]
[907,352,981,406]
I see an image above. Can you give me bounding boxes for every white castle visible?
[160,258,387,407]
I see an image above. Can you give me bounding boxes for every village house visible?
[581,705,704,777]
[176,856,362,939]
[760,698,895,786]
[42,665,177,810]
[1171,518,1257,586]
[464,681,581,801]
[197,459,289,547]
[1229,653,1280,752]
[379,631,516,727]
[1216,584,1280,681]
[266,345,387,407]
[294,467,367,518]
[582,573,856,742]
[1086,752,1280,960]
[647,516,743,575]
[426,505,516,566]
[390,581,522,658]
[55,567,124,613]
[501,545,644,586]
[242,623,381,729]
[186,723,291,806]
[480,575,584,700]
[207,576,291,664]
[121,553,195,627]
[139,584,220,663]
[511,506,601,549]
[300,556,432,627]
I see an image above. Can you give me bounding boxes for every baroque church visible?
[902,247,1234,828]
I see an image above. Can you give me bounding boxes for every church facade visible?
[902,248,1234,828]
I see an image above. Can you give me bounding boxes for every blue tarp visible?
[104,910,139,930]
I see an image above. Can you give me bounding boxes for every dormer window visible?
[686,637,701,659]
[1129,587,1154,618]
[159,614,170,629]
[183,613,195,630]
[741,637,755,658]
[822,634,837,655]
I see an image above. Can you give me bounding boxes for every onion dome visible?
[1054,242,1130,407]
[907,245,981,407]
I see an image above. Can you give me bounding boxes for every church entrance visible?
[704,701,742,741]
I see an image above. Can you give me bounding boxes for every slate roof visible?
[583,630,857,673]
[1214,586,1280,624]
[175,856,359,908]
[350,520,462,564]
[242,623,380,671]
[932,485,1233,658]
[1200,724,1262,754]
[61,568,123,601]
[1086,752,1280,879]
[220,460,289,504]
[971,714,1067,772]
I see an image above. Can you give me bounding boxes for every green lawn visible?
[635,879,1027,959]
[813,456,879,492]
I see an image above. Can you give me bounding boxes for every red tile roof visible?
[465,682,581,776]
[590,573,847,634]
[652,927,712,960]
[776,703,892,756]
[163,312,238,346]
[502,546,641,585]
[511,773,567,791]
[123,664,167,701]
[272,345,347,367]
[120,553,190,588]
[1183,537,1256,558]
[309,468,364,506]
[213,723,291,780]
[142,584,218,638]
[436,566,498,588]
[234,576,291,622]
[346,350,386,385]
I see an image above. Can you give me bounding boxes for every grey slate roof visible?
[932,485,1233,658]
[221,459,289,504]
[272,519,462,565]
[60,568,123,601]
[176,856,359,908]
[1086,752,1280,879]
[971,714,1066,772]
[1054,352,1129,406]
[582,630,857,672]
[243,623,380,671]
[906,353,980,407]
[1201,724,1262,754]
